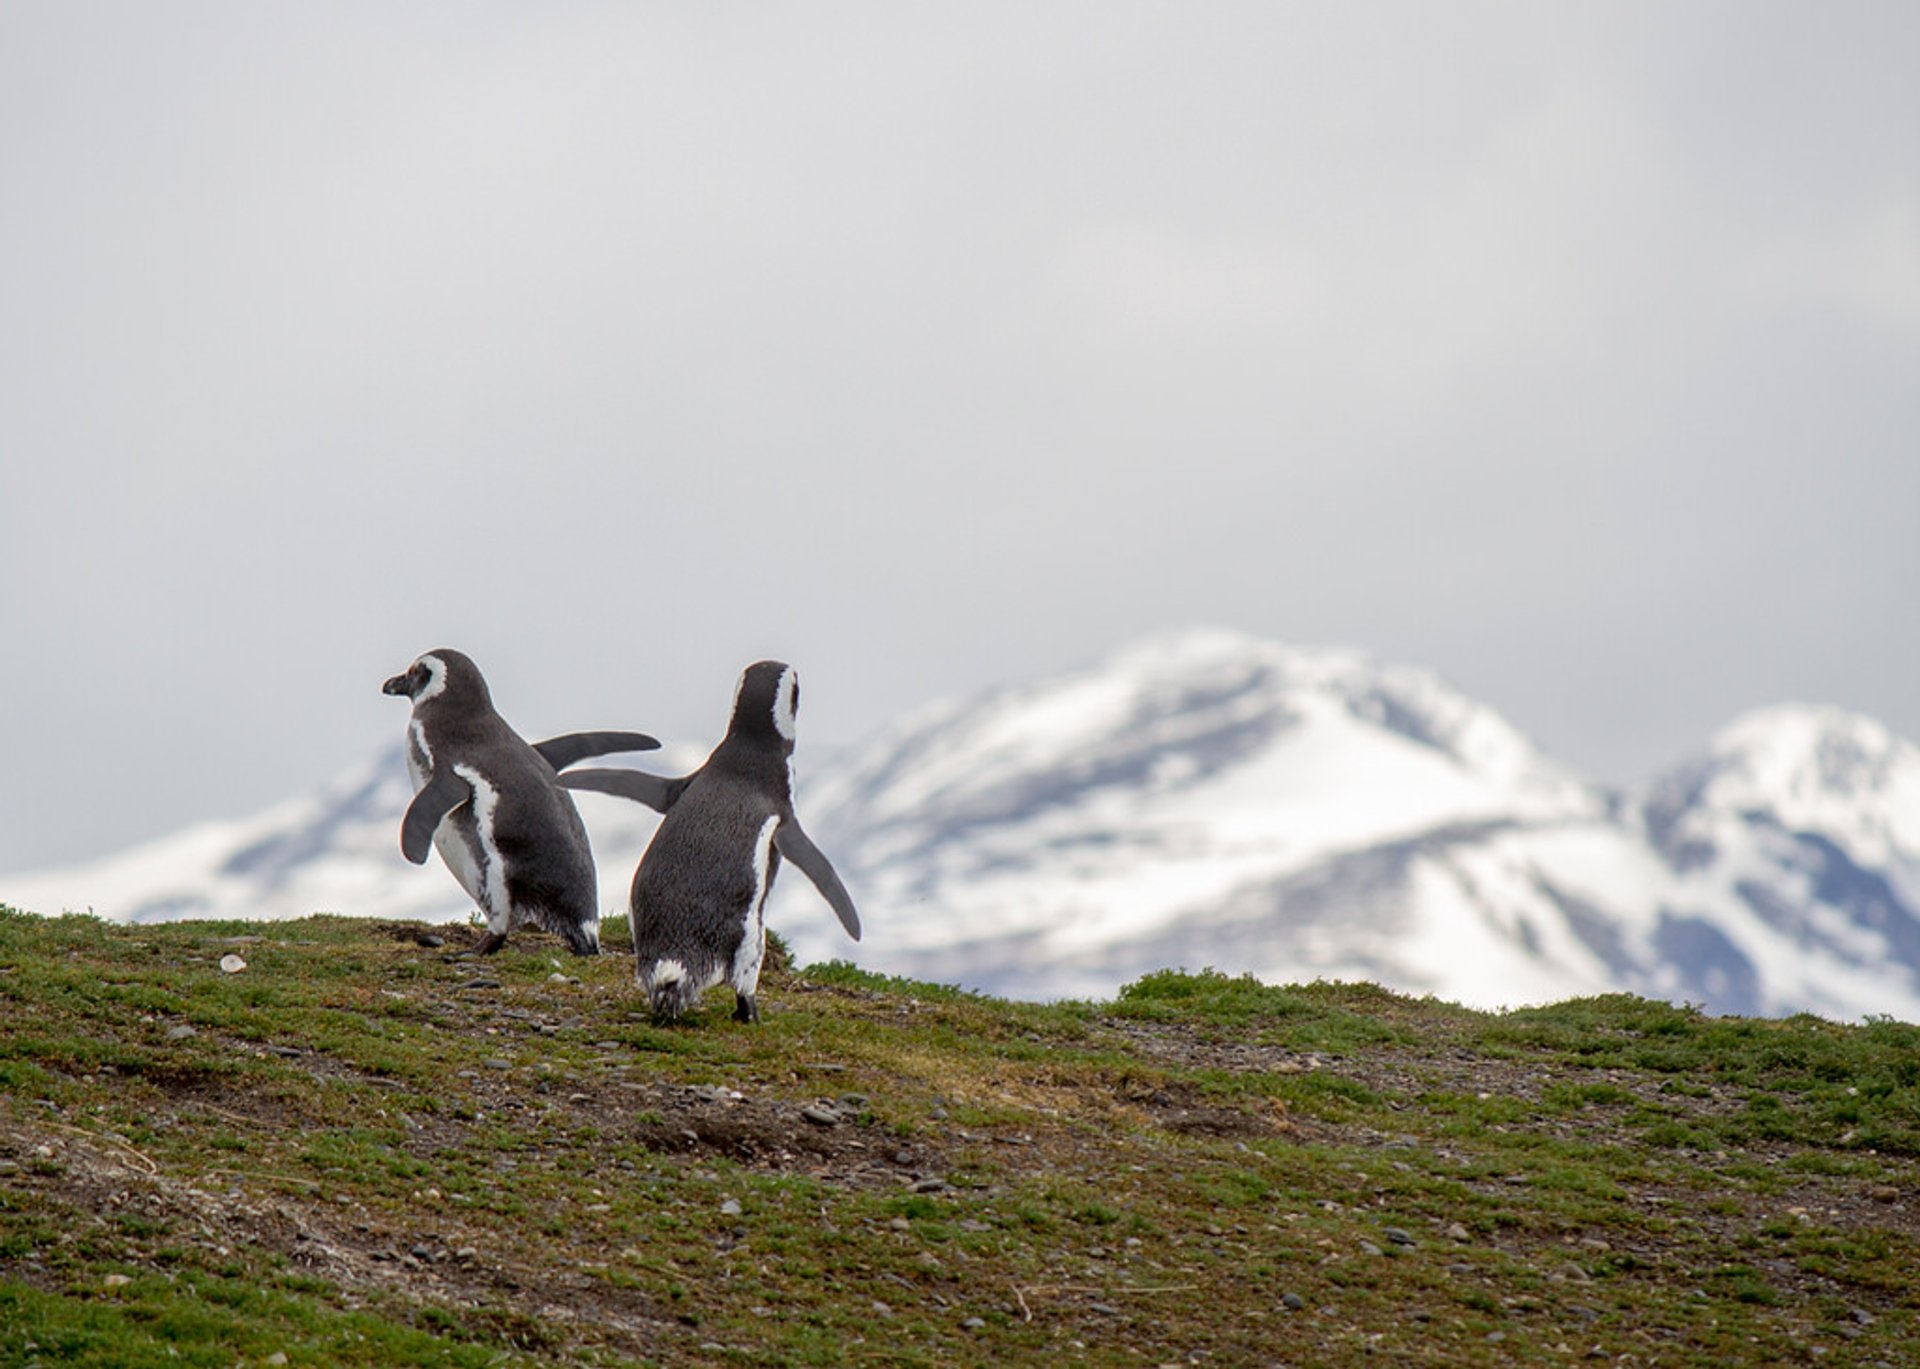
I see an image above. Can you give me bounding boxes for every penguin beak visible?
[382,672,412,698]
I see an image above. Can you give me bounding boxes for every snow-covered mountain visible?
[8,629,1920,1021]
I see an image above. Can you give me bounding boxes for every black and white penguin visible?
[382,648,661,956]
[560,660,860,1022]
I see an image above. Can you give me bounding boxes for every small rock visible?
[458,977,500,990]
[1282,1292,1306,1311]
[419,934,445,948]
[1446,1223,1471,1242]
[871,1300,892,1315]
[963,1317,987,1330]
[889,1217,911,1232]
[549,972,569,983]
[411,1244,434,1261]
[892,1150,914,1166]
[1359,1241,1384,1257]
[802,1104,842,1126]
[1487,1330,1506,1344]
[1090,1302,1118,1315]
[1851,1308,1877,1326]
[720,1199,743,1217]
[164,1025,197,1042]
[913,1178,948,1194]
[483,1058,512,1071]
[454,1246,478,1261]
[218,954,247,974]
[265,1355,289,1367]
[102,1274,131,1289]
[1385,1227,1415,1247]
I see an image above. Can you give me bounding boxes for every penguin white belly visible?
[408,751,509,931]
[406,727,488,913]
[432,819,491,915]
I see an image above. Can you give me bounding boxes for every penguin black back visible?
[558,658,861,1023]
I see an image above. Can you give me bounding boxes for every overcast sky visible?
[2,2,1915,872]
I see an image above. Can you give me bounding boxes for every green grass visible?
[1,907,1917,1365]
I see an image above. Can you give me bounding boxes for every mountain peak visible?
[1692,703,1920,868]
[1072,628,1568,788]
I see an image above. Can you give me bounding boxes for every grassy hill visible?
[1,907,1916,1367]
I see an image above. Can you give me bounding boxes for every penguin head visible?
[728,660,799,749]
[382,649,491,709]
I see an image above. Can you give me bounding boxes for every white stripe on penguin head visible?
[772,666,797,741]
[415,654,448,704]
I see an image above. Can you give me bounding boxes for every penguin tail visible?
[643,958,696,1023]
[564,918,601,957]
[528,901,600,956]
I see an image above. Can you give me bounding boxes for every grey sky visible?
[2,2,1916,872]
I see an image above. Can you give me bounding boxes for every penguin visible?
[559,660,860,1022]
[382,648,661,956]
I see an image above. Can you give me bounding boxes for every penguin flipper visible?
[774,818,861,941]
[400,770,469,864]
[531,730,663,771]
[557,767,687,815]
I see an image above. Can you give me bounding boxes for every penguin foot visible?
[732,993,760,1025]
[473,931,508,956]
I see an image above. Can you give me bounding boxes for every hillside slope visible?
[2,911,1917,1367]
